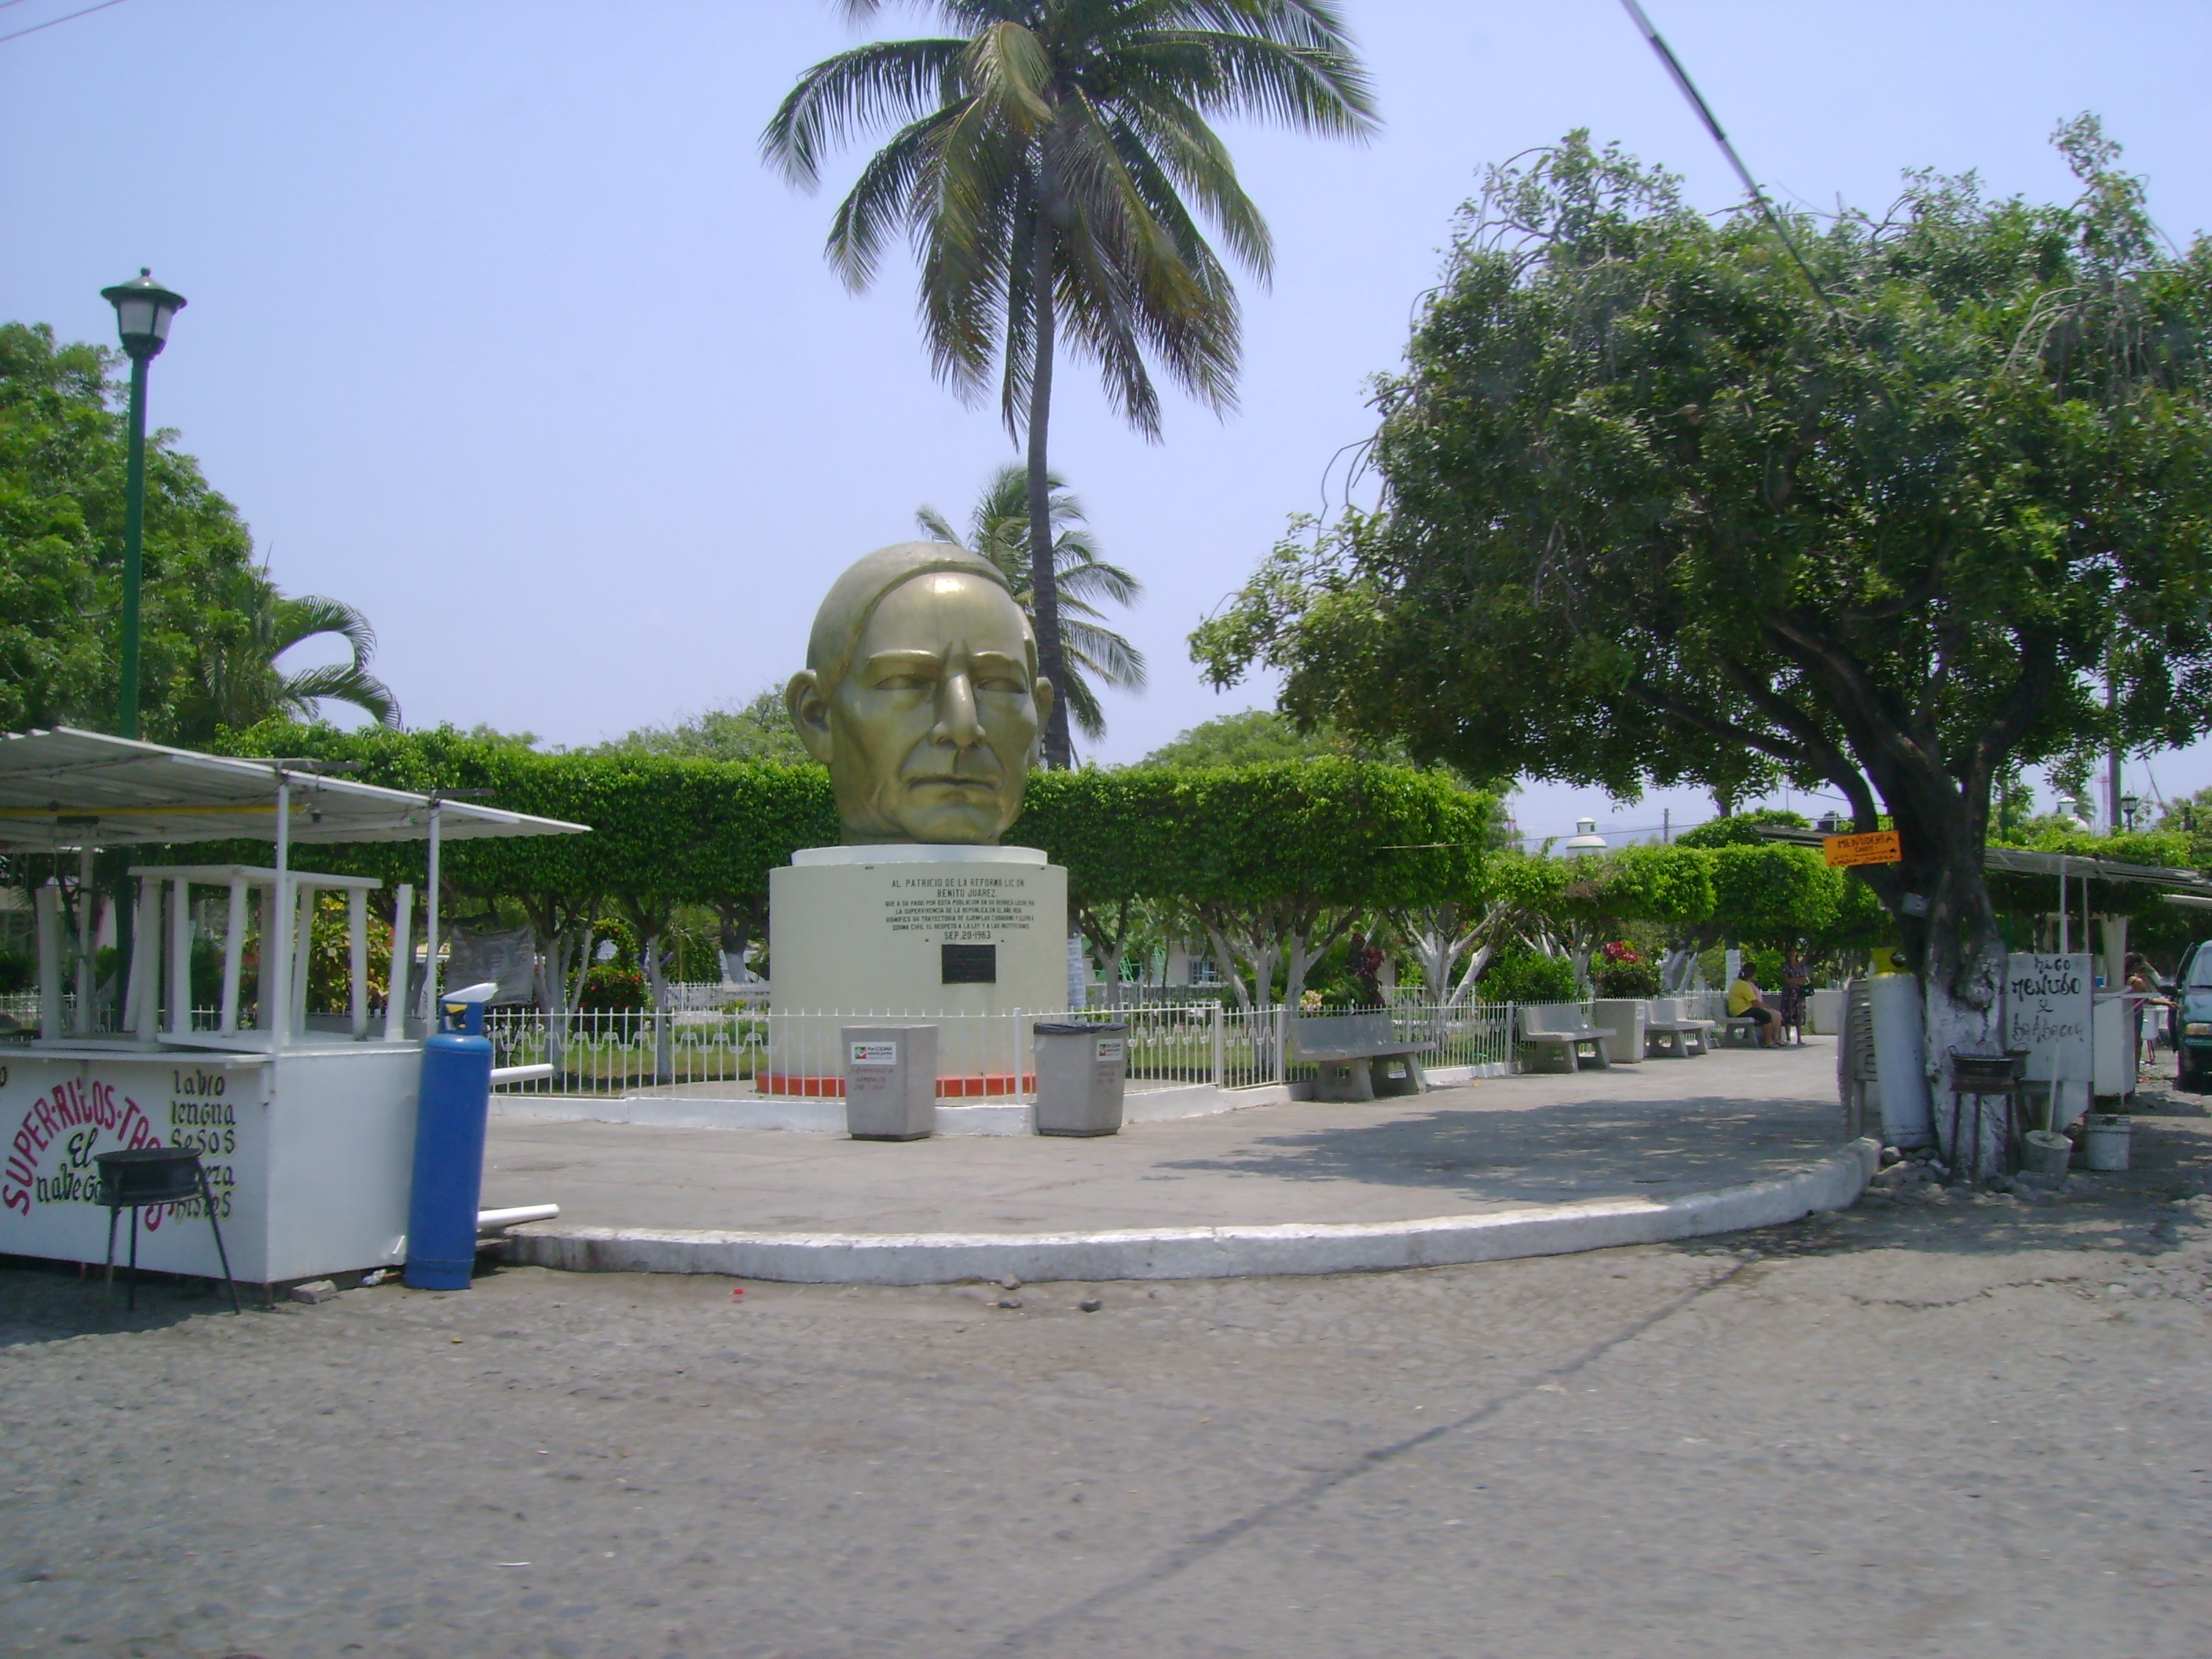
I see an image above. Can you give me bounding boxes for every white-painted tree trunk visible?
[1921,931,2010,1178]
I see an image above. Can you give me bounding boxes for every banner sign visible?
[2005,953,2093,1082]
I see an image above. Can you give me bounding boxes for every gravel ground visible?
[4,1093,2210,1659]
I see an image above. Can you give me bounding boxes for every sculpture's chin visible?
[835,800,1009,846]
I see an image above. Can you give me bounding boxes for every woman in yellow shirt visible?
[1728,969,1781,1048]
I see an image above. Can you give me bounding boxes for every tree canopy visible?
[0,321,393,743]
[601,688,816,766]
[763,0,1375,766]
[1193,123,2212,1171]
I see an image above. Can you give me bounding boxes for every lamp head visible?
[100,268,187,361]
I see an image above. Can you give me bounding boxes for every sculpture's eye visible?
[874,671,935,691]
[972,672,1025,694]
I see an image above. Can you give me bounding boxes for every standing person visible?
[2124,952,2172,1083]
[1727,964,1781,1049]
[1778,951,1811,1046]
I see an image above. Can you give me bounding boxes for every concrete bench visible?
[1721,1011,1769,1048]
[1291,1012,1435,1102]
[1516,1003,1615,1073]
[1644,996,1712,1058]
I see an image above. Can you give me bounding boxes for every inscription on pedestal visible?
[884,876,1036,944]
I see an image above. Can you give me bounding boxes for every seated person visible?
[1727,968,1780,1048]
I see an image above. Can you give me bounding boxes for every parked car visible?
[2172,942,2212,1091]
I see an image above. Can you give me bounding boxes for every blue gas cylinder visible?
[404,991,494,1291]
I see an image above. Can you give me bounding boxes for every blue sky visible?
[5,1,2210,847]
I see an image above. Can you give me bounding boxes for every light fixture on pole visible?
[2119,793,2142,833]
[98,268,187,741]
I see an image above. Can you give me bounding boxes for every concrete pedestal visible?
[768,844,1068,1093]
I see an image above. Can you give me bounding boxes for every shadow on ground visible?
[1158,1092,1845,1204]
[1696,1079,2212,1264]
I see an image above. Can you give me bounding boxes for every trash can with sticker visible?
[843,1024,937,1141]
[1033,1020,1128,1137]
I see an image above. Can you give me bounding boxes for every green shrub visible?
[1477,950,1580,1005]
[579,965,646,1011]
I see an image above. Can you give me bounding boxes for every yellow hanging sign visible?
[1823,830,1902,868]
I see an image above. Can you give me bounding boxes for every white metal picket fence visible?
[479,998,1529,1104]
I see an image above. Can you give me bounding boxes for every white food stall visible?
[0,728,584,1288]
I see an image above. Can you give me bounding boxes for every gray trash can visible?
[843,1024,936,1141]
[1033,1020,1127,1137]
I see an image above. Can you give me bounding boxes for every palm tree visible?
[917,462,1144,745]
[764,0,1375,767]
[170,568,401,742]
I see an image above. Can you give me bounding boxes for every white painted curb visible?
[503,1137,1880,1285]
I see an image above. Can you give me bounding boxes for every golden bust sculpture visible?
[786,541,1055,845]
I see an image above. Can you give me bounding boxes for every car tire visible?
[2180,1056,2207,1093]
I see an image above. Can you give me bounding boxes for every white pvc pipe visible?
[219,877,247,1035]
[489,1063,555,1085]
[383,883,413,1042]
[348,887,369,1038]
[477,1203,559,1232]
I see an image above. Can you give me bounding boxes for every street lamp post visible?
[99,268,186,740]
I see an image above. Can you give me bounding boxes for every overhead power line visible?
[1614,0,1836,315]
[0,0,132,45]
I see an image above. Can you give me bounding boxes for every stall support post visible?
[268,780,291,1046]
[125,876,159,1038]
[71,847,95,1035]
[289,881,313,1039]
[218,877,247,1034]
[348,888,369,1038]
[167,876,192,1038]
[2058,862,2069,955]
[383,884,413,1042]
[35,882,64,1039]
[419,803,443,1023]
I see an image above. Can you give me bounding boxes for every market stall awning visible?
[0,727,588,851]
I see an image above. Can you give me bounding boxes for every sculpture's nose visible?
[933,666,983,745]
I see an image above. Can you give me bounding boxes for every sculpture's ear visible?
[786,670,834,764]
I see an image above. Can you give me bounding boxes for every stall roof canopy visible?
[0,728,588,851]
[1755,823,2212,893]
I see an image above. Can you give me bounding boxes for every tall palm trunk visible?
[1025,211,1076,769]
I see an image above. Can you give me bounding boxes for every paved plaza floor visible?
[482,1042,1849,1236]
[4,1069,2210,1658]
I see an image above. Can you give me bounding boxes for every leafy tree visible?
[168,569,398,742]
[1013,765,1185,1005]
[1139,708,1416,768]
[1,323,266,738]
[1673,809,1812,850]
[917,462,1143,744]
[1195,126,2212,1174]
[764,0,1375,767]
[603,688,815,766]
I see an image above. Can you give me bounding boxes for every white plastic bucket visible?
[2079,1113,2132,1173]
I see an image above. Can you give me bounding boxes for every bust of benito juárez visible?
[786,541,1056,846]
